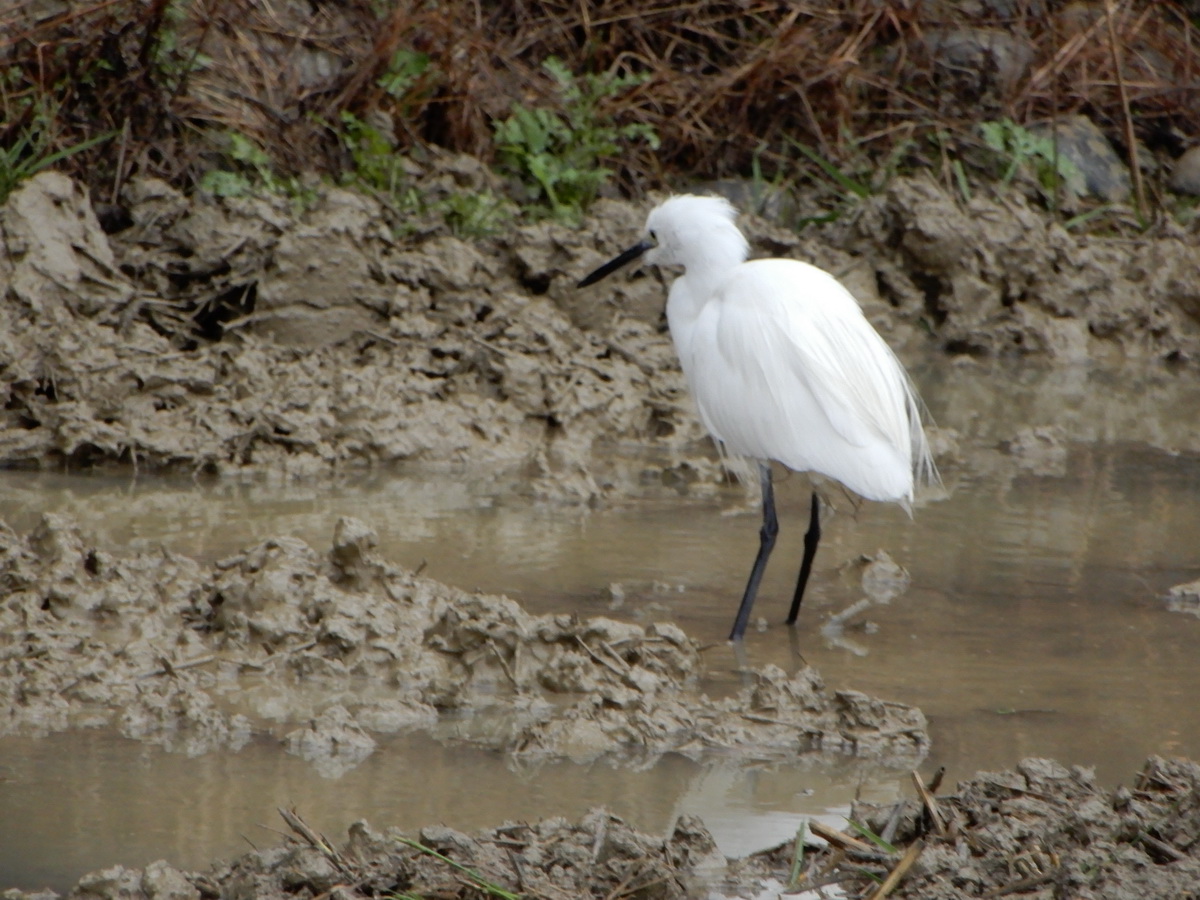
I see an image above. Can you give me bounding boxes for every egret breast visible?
[668,260,917,503]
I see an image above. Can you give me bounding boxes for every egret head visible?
[643,195,748,270]
[578,194,749,288]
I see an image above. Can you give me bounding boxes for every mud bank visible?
[2,169,1198,491]
[0,514,928,769]
[743,755,1200,899]
[7,755,1198,900]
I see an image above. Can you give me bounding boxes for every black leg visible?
[785,491,821,625]
[729,464,779,641]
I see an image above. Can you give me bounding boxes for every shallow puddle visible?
[3,359,1200,891]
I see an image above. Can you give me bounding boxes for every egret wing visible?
[689,259,929,502]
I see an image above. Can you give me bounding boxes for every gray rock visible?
[1168,145,1200,196]
[1163,579,1200,618]
[923,26,1035,92]
[283,705,377,777]
[0,171,135,315]
[70,866,143,900]
[1036,115,1131,202]
[140,862,199,900]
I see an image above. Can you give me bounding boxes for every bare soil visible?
[3,151,1200,897]
[3,166,1198,490]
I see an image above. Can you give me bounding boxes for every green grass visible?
[979,117,1083,198]
[0,99,115,204]
[846,818,899,855]
[392,836,521,900]
[786,819,808,890]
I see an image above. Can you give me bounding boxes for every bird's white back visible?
[655,203,934,506]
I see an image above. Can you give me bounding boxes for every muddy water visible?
[3,359,1200,890]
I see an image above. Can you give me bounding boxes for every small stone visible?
[1035,116,1131,202]
[329,516,380,587]
[283,705,376,777]
[1163,579,1200,617]
[141,861,200,900]
[923,26,1035,91]
[72,866,143,900]
[1168,146,1200,196]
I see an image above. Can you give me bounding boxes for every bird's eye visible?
[649,230,657,242]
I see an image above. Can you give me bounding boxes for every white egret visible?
[579,194,936,641]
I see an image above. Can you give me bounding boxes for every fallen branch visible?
[866,839,924,900]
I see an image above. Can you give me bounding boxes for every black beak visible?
[577,239,654,288]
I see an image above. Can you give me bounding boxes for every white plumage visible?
[580,194,936,640]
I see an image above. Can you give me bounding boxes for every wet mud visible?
[3,168,1199,493]
[3,167,1200,896]
[0,514,928,769]
[11,754,1199,900]
[739,755,1200,899]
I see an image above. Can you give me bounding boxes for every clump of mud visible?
[836,177,1200,363]
[738,755,1200,899]
[9,807,727,900]
[3,168,1200,492]
[0,169,701,496]
[0,514,928,771]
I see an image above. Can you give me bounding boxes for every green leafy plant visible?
[494,57,658,223]
[378,49,430,100]
[149,0,212,90]
[387,186,514,239]
[200,132,273,196]
[439,188,512,237]
[199,132,315,209]
[340,50,512,236]
[340,111,406,196]
[980,118,1083,194]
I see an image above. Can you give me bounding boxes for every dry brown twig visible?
[866,838,925,900]
[910,768,949,837]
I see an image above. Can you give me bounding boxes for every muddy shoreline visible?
[4,0,1200,890]
[3,508,1200,900]
[16,753,1197,900]
[3,169,1199,491]
[0,512,931,765]
[3,163,1200,896]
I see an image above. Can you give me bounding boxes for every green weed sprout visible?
[980,118,1083,195]
[0,99,115,204]
[393,836,520,900]
[199,133,315,210]
[494,57,658,223]
[340,111,406,196]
